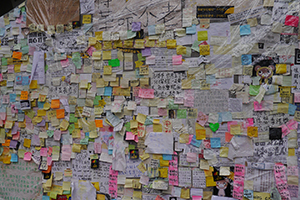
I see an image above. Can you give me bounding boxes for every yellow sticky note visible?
[176,45,187,55]
[91,182,100,191]
[92,51,102,60]
[247,126,258,137]
[200,45,210,55]
[37,110,46,116]
[82,14,92,24]
[23,138,31,148]
[230,124,241,135]
[29,80,38,89]
[219,147,229,157]
[103,51,112,60]
[95,31,103,40]
[288,148,295,156]
[89,37,97,46]
[276,64,287,74]
[153,119,160,124]
[253,192,270,200]
[196,129,206,140]
[277,103,289,113]
[198,31,208,41]
[139,65,149,75]
[160,159,169,167]
[103,66,112,75]
[130,120,138,129]
[179,133,189,143]
[206,176,216,187]
[158,168,168,178]
[136,113,146,124]
[72,143,81,153]
[153,123,162,132]
[137,162,147,173]
[166,39,176,49]
[134,39,145,49]
[62,181,71,191]
[181,188,190,199]
[60,119,69,131]
[97,194,106,200]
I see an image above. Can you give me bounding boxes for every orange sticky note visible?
[225,132,233,142]
[56,109,65,119]
[51,99,60,109]
[196,129,206,140]
[95,119,103,128]
[2,139,11,147]
[20,91,28,100]
[12,52,22,60]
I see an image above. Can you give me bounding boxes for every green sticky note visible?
[127,30,137,39]
[137,53,146,61]
[198,31,208,41]
[49,192,57,199]
[72,52,82,69]
[26,110,35,119]
[1,58,7,66]
[69,114,78,123]
[94,96,102,105]
[68,123,75,134]
[128,144,135,150]
[144,116,153,126]
[108,59,120,67]
[80,136,89,145]
[192,40,201,52]
[168,99,179,110]
[125,122,131,132]
[177,109,187,119]
[20,38,27,47]
[21,46,29,54]
[249,85,260,96]
[47,130,54,138]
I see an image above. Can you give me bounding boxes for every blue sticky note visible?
[22,76,29,85]
[244,189,253,200]
[148,25,156,36]
[38,101,45,109]
[85,132,89,137]
[219,112,232,122]
[104,87,112,96]
[240,25,251,36]
[190,135,202,148]
[11,153,18,162]
[162,154,173,160]
[14,8,20,17]
[241,54,252,65]
[108,149,113,155]
[0,28,5,37]
[42,196,50,200]
[10,93,17,102]
[206,75,216,85]
[186,24,197,35]
[210,138,221,148]
[288,104,297,115]
[97,88,105,96]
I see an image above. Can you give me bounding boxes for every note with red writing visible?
[169,153,178,186]
[139,88,154,99]
[232,164,245,200]
[109,166,118,198]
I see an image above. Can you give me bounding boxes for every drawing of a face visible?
[255,65,275,79]
[216,180,228,197]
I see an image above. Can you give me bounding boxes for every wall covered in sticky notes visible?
[0,0,300,199]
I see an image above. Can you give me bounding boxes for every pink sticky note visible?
[287,119,298,130]
[145,55,155,65]
[87,46,96,56]
[172,55,182,65]
[134,135,138,143]
[158,108,168,116]
[203,139,211,149]
[40,148,48,157]
[8,65,14,73]
[192,196,202,200]
[280,124,290,138]
[285,15,299,27]
[186,152,197,162]
[287,166,299,176]
[187,135,194,144]
[126,132,135,140]
[60,58,69,68]
[294,93,300,102]
[139,88,154,99]
[47,157,52,166]
[61,145,72,161]
[54,130,62,141]
[94,142,102,154]
[196,111,208,126]
[24,152,32,161]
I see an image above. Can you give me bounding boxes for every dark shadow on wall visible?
[0,0,25,17]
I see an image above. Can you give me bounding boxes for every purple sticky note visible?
[9,140,18,148]
[142,48,151,57]
[132,22,141,32]
[37,120,45,127]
